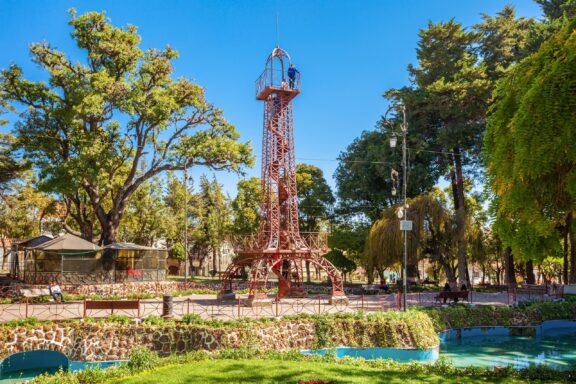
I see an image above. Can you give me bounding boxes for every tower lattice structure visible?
[220,47,345,302]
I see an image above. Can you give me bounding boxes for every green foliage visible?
[484,19,576,262]
[127,346,160,372]
[328,223,369,265]
[181,313,203,324]
[322,249,356,276]
[191,175,232,272]
[296,163,335,232]
[169,242,186,261]
[0,10,253,244]
[119,177,168,246]
[106,315,131,325]
[231,177,260,235]
[141,315,167,325]
[2,317,44,327]
[334,129,438,222]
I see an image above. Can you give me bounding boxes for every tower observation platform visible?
[219,47,347,305]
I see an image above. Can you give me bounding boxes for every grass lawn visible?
[109,359,549,384]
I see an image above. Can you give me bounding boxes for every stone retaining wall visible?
[0,320,317,361]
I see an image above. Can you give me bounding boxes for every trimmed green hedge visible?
[424,301,576,332]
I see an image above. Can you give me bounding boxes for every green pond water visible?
[441,327,576,369]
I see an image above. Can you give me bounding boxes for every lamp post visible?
[386,104,409,311]
[183,159,189,283]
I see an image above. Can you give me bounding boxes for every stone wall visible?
[0,320,317,361]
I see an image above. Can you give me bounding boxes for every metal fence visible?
[0,290,539,323]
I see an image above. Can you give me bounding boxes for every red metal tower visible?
[219,47,346,304]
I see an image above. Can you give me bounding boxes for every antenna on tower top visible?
[276,13,280,47]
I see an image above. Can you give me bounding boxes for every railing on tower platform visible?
[255,67,301,100]
[229,231,327,254]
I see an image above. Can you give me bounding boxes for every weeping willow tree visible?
[365,192,458,284]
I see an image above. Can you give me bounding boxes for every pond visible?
[303,320,576,370]
[0,360,122,383]
[440,320,576,369]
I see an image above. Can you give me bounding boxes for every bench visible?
[19,288,56,302]
[83,299,140,317]
[435,291,469,304]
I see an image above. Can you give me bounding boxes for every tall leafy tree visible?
[474,6,534,81]
[192,175,232,274]
[401,20,492,285]
[0,10,252,244]
[231,177,260,235]
[484,19,576,282]
[334,127,438,222]
[296,164,335,232]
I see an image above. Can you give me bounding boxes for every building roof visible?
[13,235,53,248]
[32,233,101,251]
[104,242,160,251]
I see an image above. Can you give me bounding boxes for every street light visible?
[183,158,189,283]
[384,103,409,311]
[389,134,398,148]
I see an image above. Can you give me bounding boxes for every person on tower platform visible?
[287,64,299,89]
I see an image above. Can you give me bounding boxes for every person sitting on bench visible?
[48,281,65,303]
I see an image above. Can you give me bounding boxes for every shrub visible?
[181,313,203,324]
[142,315,166,325]
[106,315,131,325]
[127,346,160,372]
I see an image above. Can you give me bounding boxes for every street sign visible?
[400,220,413,231]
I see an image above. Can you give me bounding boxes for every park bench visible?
[83,299,140,317]
[435,290,469,304]
[19,288,55,302]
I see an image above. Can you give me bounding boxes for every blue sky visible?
[0,0,542,197]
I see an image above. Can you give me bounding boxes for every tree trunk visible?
[526,259,536,284]
[504,246,516,287]
[563,223,569,284]
[452,148,469,286]
[0,237,7,271]
[568,212,576,284]
[212,247,217,275]
[100,219,119,245]
[305,261,311,283]
[436,252,456,285]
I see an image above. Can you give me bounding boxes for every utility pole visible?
[184,159,189,283]
[387,104,410,311]
[401,105,408,312]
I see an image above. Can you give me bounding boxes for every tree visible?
[0,134,27,196]
[296,164,335,232]
[0,173,57,269]
[536,0,576,21]
[474,5,534,81]
[1,10,252,244]
[192,175,232,274]
[231,177,260,235]
[365,191,457,285]
[484,19,576,282]
[119,177,167,246]
[323,249,356,284]
[401,20,492,286]
[335,128,439,222]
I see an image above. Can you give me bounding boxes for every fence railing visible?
[0,290,539,323]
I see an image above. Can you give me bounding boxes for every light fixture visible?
[392,187,397,196]
[389,134,397,148]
